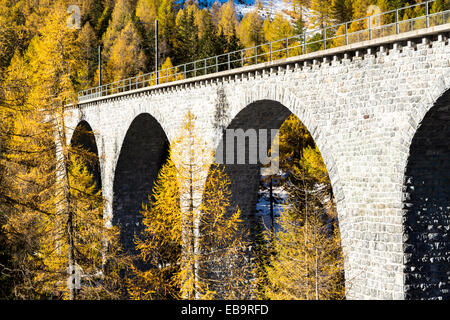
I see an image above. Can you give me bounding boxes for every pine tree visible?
[77,22,98,90]
[282,0,311,17]
[226,29,243,54]
[293,15,306,35]
[174,7,200,64]
[198,14,221,58]
[95,3,113,39]
[332,0,353,24]
[78,0,104,29]
[310,0,334,29]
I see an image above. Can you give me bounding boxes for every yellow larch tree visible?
[310,0,334,29]
[263,13,294,60]
[2,0,130,299]
[101,0,134,55]
[262,145,345,300]
[106,21,147,82]
[151,56,184,84]
[195,8,213,39]
[237,9,264,65]
[34,152,128,299]
[136,0,160,27]
[128,112,253,300]
[283,0,311,17]
[238,9,264,48]
[217,0,239,38]
[127,156,182,300]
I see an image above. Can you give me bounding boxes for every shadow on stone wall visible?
[70,121,102,195]
[112,113,169,256]
[404,89,450,300]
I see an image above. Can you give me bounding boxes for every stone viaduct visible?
[65,24,450,300]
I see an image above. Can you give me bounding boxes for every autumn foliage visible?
[0,0,433,300]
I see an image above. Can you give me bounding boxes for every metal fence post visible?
[323,27,326,49]
[216,56,218,73]
[368,16,372,40]
[426,1,429,28]
[270,42,272,61]
[396,9,399,34]
[303,33,307,53]
[345,22,348,45]
[227,53,231,69]
[286,38,289,58]
[241,50,244,67]
[254,47,257,64]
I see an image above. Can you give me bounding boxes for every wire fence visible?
[78,0,450,102]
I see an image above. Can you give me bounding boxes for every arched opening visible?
[209,100,345,299]
[216,101,291,229]
[70,121,102,194]
[112,113,169,254]
[403,89,450,300]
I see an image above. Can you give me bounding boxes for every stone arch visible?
[211,95,346,293]
[214,100,290,223]
[218,83,347,222]
[70,120,102,194]
[223,86,346,211]
[403,87,450,300]
[214,95,344,216]
[112,113,169,254]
